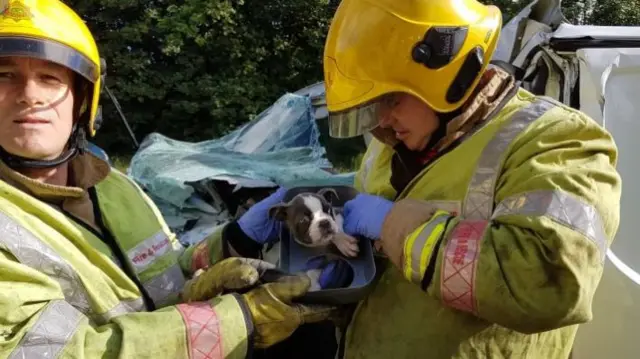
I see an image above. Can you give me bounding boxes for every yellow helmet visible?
[324,0,502,138]
[0,0,102,136]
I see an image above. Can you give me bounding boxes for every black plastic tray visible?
[276,185,378,305]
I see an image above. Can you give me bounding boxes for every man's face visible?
[0,56,75,160]
[378,92,440,152]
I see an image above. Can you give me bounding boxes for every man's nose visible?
[16,79,46,106]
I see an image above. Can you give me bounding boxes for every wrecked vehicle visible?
[127,88,356,249]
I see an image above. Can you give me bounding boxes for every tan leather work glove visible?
[240,273,338,348]
[181,257,275,302]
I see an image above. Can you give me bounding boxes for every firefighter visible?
[0,1,335,358]
[321,0,622,357]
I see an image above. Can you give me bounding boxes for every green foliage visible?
[65,0,338,157]
[63,0,640,169]
[110,155,131,173]
[589,0,640,26]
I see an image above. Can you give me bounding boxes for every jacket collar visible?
[0,152,111,202]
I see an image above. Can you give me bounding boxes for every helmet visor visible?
[328,100,382,138]
[0,36,99,83]
[327,92,402,138]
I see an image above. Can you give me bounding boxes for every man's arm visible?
[380,108,621,333]
[0,249,252,359]
[178,188,287,275]
[178,221,264,275]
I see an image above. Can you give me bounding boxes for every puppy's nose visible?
[319,219,332,230]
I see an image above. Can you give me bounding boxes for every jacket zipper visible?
[60,188,156,311]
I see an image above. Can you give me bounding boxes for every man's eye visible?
[0,72,14,79]
[382,94,400,108]
[41,74,61,83]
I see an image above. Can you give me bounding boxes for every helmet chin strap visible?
[0,123,88,170]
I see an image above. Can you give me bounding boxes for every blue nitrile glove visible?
[304,256,353,290]
[343,193,394,240]
[237,187,288,244]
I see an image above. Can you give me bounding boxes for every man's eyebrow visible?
[40,61,67,72]
[0,58,67,72]
[0,58,17,67]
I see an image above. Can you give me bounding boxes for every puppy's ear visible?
[268,203,289,221]
[318,188,339,204]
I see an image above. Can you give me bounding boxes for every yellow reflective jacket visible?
[342,87,621,358]
[0,154,249,358]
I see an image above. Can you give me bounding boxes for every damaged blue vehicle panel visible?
[127,90,355,244]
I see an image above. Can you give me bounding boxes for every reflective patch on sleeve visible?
[493,189,608,261]
[142,263,186,308]
[176,302,223,359]
[127,230,173,273]
[403,211,450,284]
[98,298,146,323]
[8,300,84,359]
[440,219,488,315]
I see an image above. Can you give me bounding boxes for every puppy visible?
[268,188,359,257]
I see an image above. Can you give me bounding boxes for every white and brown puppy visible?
[268,188,359,257]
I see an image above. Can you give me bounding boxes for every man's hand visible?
[181,257,275,302]
[240,273,339,348]
[237,187,288,244]
[342,193,394,240]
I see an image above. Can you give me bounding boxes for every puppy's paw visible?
[305,268,323,292]
[333,233,359,258]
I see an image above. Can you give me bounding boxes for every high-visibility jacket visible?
[0,160,249,358]
[341,88,621,358]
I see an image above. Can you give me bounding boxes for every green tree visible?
[589,0,640,25]
[65,0,338,156]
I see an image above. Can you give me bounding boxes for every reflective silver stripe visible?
[408,213,449,283]
[143,263,186,307]
[0,211,93,316]
[98,298,146,323]
[0,211,146,325]
[492,189,607,261]
[442,99,556,314]
[463,99,556,219]
[8,300,84,359]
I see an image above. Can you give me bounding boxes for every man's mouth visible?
[14,117,49,124]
